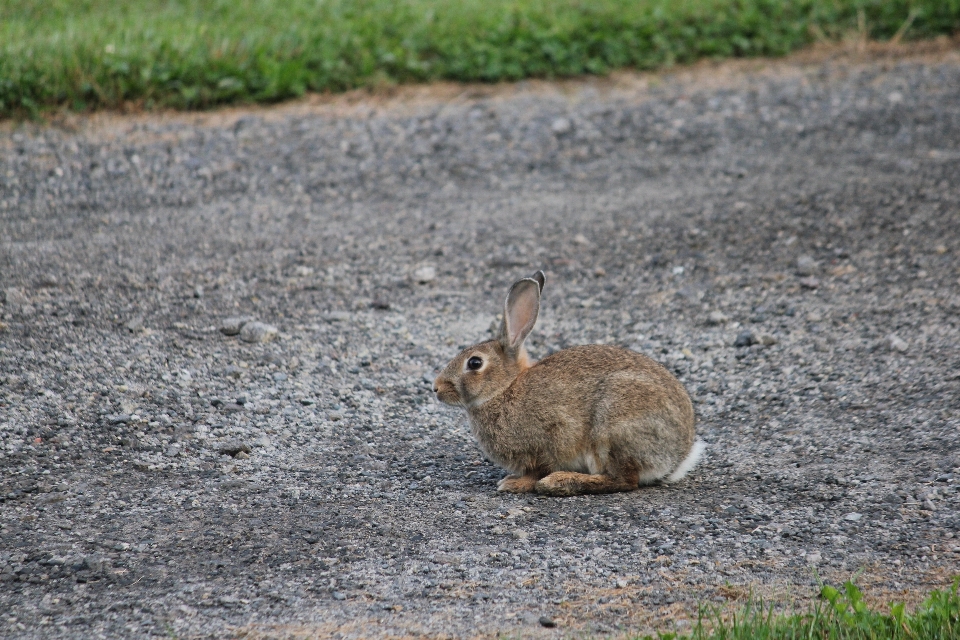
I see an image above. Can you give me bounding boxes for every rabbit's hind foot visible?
[534,471,638,496]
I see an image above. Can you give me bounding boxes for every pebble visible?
[413,264,437,284]
[707,310,729,325]
[886,334,909,353]
[795,255,818,276]
[37,274,60,288]
[843,512,862,522]
[757,333,778,346]
[240,321,279,343]
[539,615,557,628]
[219,316,256,336]
[124,316,144,332]
[217,439,252,457]
[733,330,757,347]
[798,276,821,289]
[3,287,29,305]
[551,117,572,134]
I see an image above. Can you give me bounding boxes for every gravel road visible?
[2,44,960,638]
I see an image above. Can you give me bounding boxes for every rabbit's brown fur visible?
[434,271,701,496]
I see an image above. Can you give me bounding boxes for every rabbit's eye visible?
[466,356,483,371]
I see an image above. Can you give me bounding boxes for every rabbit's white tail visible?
[665,439,705,483]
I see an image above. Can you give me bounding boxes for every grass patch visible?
[2,0,959,118]
[643,579,960,640]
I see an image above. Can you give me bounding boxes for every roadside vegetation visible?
[646,580,960,640]
[2,0,959,118]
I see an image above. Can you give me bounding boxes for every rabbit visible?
[433,270,704,496]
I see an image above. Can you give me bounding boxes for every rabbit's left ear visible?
[498,276,541,352]
[531,270,545,293]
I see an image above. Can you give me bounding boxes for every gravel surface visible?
[2,45,960,638]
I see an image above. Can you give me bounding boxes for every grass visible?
[1,0,959,118]
[642,579,960,640]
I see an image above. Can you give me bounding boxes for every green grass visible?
[642,579,960,640]
[2,0,959,118]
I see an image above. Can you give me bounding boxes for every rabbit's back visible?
[473,344,695,478]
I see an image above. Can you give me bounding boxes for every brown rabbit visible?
[434,271,703,496]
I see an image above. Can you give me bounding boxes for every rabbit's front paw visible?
[497,474,538,493]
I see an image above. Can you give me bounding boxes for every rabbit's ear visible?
[498,277,541,352]
[531,270,546,293]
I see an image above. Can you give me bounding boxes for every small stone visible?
[593,267,606,277]
[551,117,572,135]
[219,316,255,336]
[108,414,132,425]
[795,255,818,276]
[234,451,250,460]
[843,512,862,522]
[124,316,144,332]
[882,493,903,506]
[37,274,59,288]
[805,552,822,564]
[224,365,243,378]
[733,330,757,347]
[218,439,251,457]
[273,372,288,382]
[332,591,347,601]
[81,557,104,573]
[799,276,820,289]
[757,333,778,346]
[3,288,29,305]
[322,311,352,323]
[921,499,936,512]
[885,334,908,353]
[239,321,278,343]
[511,529,530,540]
[371,299,391,310]
[413,264,437,284]
[806,311,823,323]
[707,310,729,325]
[539,615,557,628]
